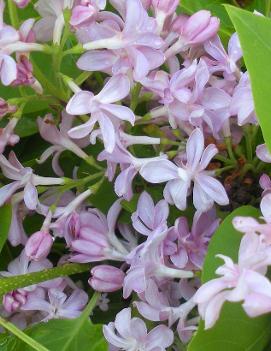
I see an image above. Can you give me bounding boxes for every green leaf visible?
[188,206,271,351]
[16,293,107,351]
[0,204,12,254]
[19,320,107,351]
[225,5,271,152]
[179,0,234,42]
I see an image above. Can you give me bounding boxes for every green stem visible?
[8,95,60,106]
[244,127,253,162]
[225,137,237,163]
[0,317,49,351]
[63,44,84,56]
[266,0,271,16]
[214,154,235,166]
[240,163,254,178]
[7,0,19,28]
[81,292,100,320]
[75,72,92,86]
[84,156,104,171]
[32,62,67,101]
[215,165,235,176]
[130,83,141,111]
[0,263,89,297]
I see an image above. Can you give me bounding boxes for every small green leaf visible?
[225,5,271,152]
[188,206,271,351]
[0,204,12,254]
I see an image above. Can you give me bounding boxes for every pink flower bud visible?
[3,290,28,313]
[152,0,179,15]
[25,231,53,261]
[88,265,125,292]
[12,56,35,87]
[13,0,30,8]
[182,10,220,44]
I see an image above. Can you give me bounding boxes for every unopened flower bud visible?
[12,0,30,8]
[25,230,53,261]
[152,0,179,16]
[182,10,220,44]
[12,56,35,87]
[3,290,28,313]
[88,265,125,292]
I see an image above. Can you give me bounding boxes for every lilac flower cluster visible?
[1,0,271,349]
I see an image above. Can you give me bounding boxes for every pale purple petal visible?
[140,160,178,183]
[66,91,94,115]
[24,182,38,210]
[96,75,130,104]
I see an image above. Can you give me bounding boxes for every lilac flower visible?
[194,232,271,329]
[12,55,35,87]
[77,0,165,81]
[22,287,88,320]
[0,118,20,154]
[204,33,242,80]
[103,307,174,351]
[37,112,89,176]
[0,152,64,210]
[123,229,194,298]
[165,10,220,58]
[8,203,28,247]
[230,72,257,126]
[0,4,43,86]
[70,0,106,27]
[167,209,219,270]
[140,128,229,212]
[25,231,53,261]
[3,289,29,314]
[135,279,196,334]
[256,144,271,163]
[34,0,74,43]
[0,1,19,85]
[98,140,167,200]
[132,191,169,236]
[1,250,59,314]
[66,74,135,152]
[89,265,125,292]
[152,0,179,34]
[69,200,135,263]
[97,293,110,312]
[144,60,231,135]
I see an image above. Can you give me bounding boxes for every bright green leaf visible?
[226,5,271,152]
[0,204,12,254]
[188,206,271,351]
[19,320,107,351]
